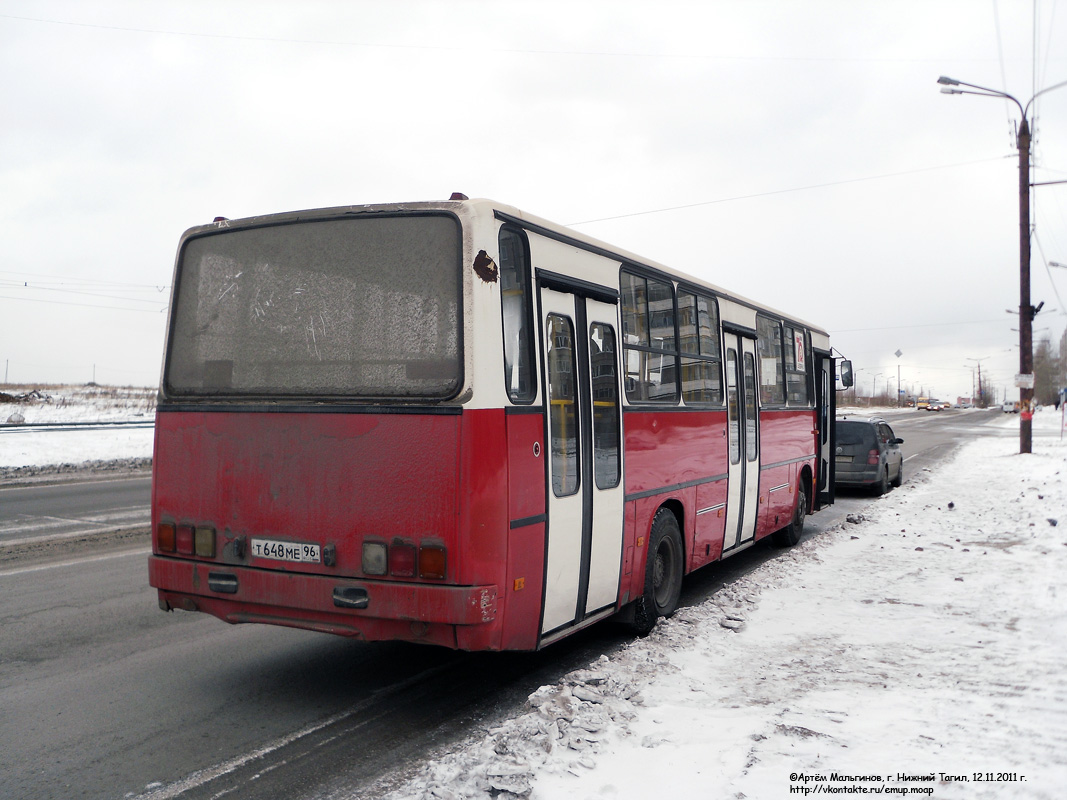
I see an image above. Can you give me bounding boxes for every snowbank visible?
[381,409,1067,800]
[0,385,155,470]
[0,427,155,470]
[0,385,155,424]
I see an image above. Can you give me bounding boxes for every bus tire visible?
[773,482,807,548]
[631,508,684,636]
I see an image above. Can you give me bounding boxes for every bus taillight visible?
[176,524,195,555]
[389,541,416,577]
[158,522,176,553]
[419,544,447,580]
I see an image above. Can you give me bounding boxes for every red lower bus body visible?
[149,407,545,651]
[149,404,815,651]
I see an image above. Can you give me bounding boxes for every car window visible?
[837,421,874,447]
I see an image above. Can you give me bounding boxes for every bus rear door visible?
[538,281,624,640]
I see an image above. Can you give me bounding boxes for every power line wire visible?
[0,294,167,313]
[833,318,1011,333]
[0,268,168,290]
[567,157,1011,225]
[0,281,170,305]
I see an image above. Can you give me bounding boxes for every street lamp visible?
[894,348,903,407]
[938,75,1067,453]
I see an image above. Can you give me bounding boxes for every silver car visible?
[834,417,904,495]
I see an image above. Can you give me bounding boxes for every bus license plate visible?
[250,538,321,564]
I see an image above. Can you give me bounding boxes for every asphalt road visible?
[0,475,151,545]
[0,408,1009,800]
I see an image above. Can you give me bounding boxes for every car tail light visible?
[158,522,176,553]
[390,541,416,577]
[362,541,388,576]
[194,526,216,558]
[867,449,880,466]
[419,544,447,580]
[176,524,195,555]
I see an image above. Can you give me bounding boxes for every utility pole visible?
[1018,116,1034,450]
[895,349,903,407]
[938,75,1067,452]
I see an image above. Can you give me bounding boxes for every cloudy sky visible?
[2,1,1066,401]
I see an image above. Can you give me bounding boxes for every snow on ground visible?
[380,408,1067,800]
[0,425,155,468]
[0,385,155,424]
[0,385,155,468]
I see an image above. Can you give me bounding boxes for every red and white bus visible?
[148,197,849,651]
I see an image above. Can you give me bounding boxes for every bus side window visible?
[620,270,678,403]
[499,227,536,403]
[756,315,785,406]
[678,290,723,405]
[784,325,811,406]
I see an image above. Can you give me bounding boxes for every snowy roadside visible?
[0,385,155,481]
[376,409,1067,800]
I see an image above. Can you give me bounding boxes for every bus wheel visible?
[773,483,807,548]
[632,508,684,635]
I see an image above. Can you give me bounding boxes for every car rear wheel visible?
[871,466,889,496]
[891,460,903,488]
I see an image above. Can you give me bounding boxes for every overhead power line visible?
[567,156,1012,225]
[0,280,169,306]
[0,294,167,313]
[833,317,1011,333]
[0,268,168,291]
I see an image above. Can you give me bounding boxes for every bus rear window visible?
[166,214,461,399]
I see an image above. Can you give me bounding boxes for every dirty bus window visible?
[499,226,536,403]
[166,215,462,399]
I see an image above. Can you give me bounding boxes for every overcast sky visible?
[2,0,1066,402]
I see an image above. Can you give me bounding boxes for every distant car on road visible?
[1002,402,1018,413]
[835,417,904,495]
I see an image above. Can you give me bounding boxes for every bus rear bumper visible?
[148,555,499,646]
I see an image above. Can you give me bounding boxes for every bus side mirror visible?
[838,360,854,389]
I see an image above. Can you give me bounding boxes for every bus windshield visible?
[165,214,462,399]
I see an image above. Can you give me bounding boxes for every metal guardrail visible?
[0,420,155,432]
